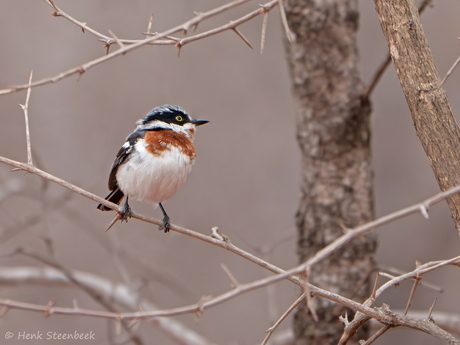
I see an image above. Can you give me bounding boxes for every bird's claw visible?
[159,215,171,233]
[120,202,132,223]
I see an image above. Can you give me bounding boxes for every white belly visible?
[116,141,193,207]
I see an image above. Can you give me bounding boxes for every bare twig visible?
[404,276,421,315]
[277,0,293,43]
[428,298,437,320]
[375,256,460,299]
[145,14,154,37]
[303,268,319,322]
[361,325,391,345]
[19,71,34,166]
[363,54,391,100]
[262,292,306,345]
[221,263,240,288]
[439,54,460,89]
[379,265,443,292]
[260,7,269,53]
[107,30,125,49]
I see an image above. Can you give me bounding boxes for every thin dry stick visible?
[363,54,391,99]
[260,7,269,53]
[371,273,379,300]
[379,265,443,292]
[362,325,391,345]
[428,298,437,320]
[404,276,421,315]
[107,30,125,49]
[145,14,154,37]
[304,268,319,322]
[19,71,34,166]
[277,0,292,43]
[221,263,240,288]
[439,54,460,89]
[375,256,460,299]
[261,292,306,345]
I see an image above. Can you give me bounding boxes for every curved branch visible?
[2,154,460,312]
[45,0,252,46]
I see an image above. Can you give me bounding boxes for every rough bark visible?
[283,0,377,344]
[374,0,460,234]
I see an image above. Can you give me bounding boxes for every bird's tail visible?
[97,188,124,211]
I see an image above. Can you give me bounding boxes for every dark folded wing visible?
[97,188,125,211]
[108,130,146,191]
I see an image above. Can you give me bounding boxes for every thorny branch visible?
[0,0,287,96]
[339,256,460,344]
[1,154,460,343]
[262,292,306,345]
[1,256,459,344]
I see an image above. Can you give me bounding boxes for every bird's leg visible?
[158,203,171,233]
[120,196,132,222]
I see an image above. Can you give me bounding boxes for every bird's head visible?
[136,105,208,139]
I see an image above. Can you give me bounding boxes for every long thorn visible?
[233,27,253,49]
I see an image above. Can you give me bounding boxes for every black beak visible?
[191,119,209,126]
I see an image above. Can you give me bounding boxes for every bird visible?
[97,105,208,232]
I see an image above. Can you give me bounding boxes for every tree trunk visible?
[374,0,460,234]
[283,0,377,343]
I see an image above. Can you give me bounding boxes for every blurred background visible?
[0,0,459,344]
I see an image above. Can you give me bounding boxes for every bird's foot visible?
[119,201,132,223]
[159,215,171,233]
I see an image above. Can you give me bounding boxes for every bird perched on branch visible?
[97,105,209,232]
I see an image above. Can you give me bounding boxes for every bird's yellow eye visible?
[175,115,183,122]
